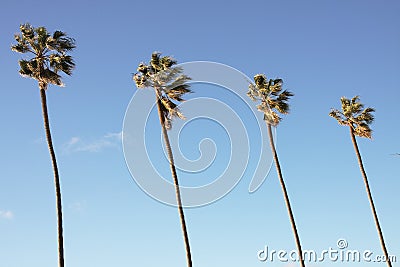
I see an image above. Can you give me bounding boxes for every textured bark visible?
[40,87,65,267]
[349,127,392,267]
[155,93,193,267]
[267,123,305,267]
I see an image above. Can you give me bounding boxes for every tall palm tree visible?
[11,23,75,267]
[134,52,193,267]
[329,96,392,267]
[247,74,305,267]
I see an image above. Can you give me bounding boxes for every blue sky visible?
[1,0,399,266]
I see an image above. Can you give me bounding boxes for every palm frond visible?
[18,59,34,77]
[133,73,151,88]
[160,55,177,70]
[358,107,375,124]
[351,95,360,105]
[36,27,50,51]
[57,36,76,53]
[247,83,259,101]
[263,110,281,126]
[158,99,171,130]
[45,30,76,52]
[329,109,347,125]
[161,97,177,112]
[154,66,186,85]
[269,79,283,93]
[150,53,177,70]
[20,23,35,40]
[354,123,372,138]
[256,102,268,113]
[166,84,192,102]
[42,68,63,86]
[52,30,65,39]
[275,101,290,114]
[137,63,149,74]
[254,74,267,89]
[49,54,75,75]
[277,90,293,101]
[11,34,31,53]
[166,74,191,89]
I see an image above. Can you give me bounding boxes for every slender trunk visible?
[155,94,193,267]
[40,87,65,267]
[267,123,305,267]
[349,127,392,267]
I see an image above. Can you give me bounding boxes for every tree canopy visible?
[133,52,192,129]
[247,74,293,126]
[329,96,375,138]
[11,23,75,89]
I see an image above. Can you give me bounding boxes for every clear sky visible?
[1,0,399,266]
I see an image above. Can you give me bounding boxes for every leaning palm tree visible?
[247,74,305,267]
[134,52,193,267]
[11,23,75,267]
[330,96,392,267]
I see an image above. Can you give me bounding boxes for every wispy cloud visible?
[0,210,14,220]
[104,132,122,140]
[63,132,122,153]
[33,136,45,144]
[68,201,86,212]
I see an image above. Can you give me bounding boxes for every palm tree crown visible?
[11,23,75,89]
[134,52,191,129]
[329,96,375,138]
[247,74,293,125]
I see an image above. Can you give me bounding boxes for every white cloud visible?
[63,132,122,153]
[0,210,14,220]
[67,137,81,145]
[33,136,45,144]
[104,132,122,140]
[68,201,86,212]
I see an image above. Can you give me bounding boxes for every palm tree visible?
[329,96,392,267]
[11,23,75,267]
[247,74,305,267]
[134,52,193,267]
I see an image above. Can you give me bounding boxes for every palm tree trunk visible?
[155,94,193,267]
[267,123,305,267]
[40,87,65,267]
[349,127,392,267]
